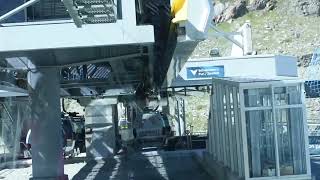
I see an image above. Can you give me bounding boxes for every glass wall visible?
[208,80,309,180]
[208,83,244,176]
[245,110,276,177]
[244,85,307,178]
[274,85,307,176]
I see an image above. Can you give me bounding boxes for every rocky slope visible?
[193,0,320,58]
[186,0,320,130]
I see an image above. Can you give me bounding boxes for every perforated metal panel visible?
[302,49,320,98]
[305,80,320,98]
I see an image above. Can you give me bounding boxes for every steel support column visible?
[28,67,67,180]
[84,98,118,159]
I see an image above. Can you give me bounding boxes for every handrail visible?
[0,0,41,23]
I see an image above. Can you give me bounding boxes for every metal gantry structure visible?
[0,1,314,180]
[0,0,215,179]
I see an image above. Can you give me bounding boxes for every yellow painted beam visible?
[171,0,188,23]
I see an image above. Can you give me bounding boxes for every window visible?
[244,85,307,178]
[274,86,301,106]
[244,88,272,107]
[246,110,276,177]
[275,108,307,175]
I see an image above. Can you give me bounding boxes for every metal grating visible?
[61,63,111,81]
[305,80,320,98]
[82,16,116,24]
[304,49,320,98]
[63,0,117,27]
[74,0,113,6]
[78,6,114,15]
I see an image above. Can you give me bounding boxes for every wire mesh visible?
[304,48,320,98]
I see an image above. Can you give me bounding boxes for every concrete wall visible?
[195,151,244,180]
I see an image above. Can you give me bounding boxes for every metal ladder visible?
[62,0,117,27]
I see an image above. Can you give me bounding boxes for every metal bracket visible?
[210,22,253,55]
[62,0,83,28]
[210,24,244,49]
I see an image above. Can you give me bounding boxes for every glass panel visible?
[274,86,302,106]
[276,108,307,175]
[218,84,224,162]
[223,90,230,166]
[229,89,238,173]
[246,110,276,177]
[244,88,272,107]
[232,113,238,173]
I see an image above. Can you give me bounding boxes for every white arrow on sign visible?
[178,59,226,80]
[190,70,198,75]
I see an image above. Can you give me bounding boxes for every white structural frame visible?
[207,78,311,180]
[0,0,154,52]
[210,22,253,56]
[179,55,298,81]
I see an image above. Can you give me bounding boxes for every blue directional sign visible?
[186,66,224,79]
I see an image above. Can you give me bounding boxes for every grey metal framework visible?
[174,97,186,136]
[207,77,311,180]
[0,99,29,163]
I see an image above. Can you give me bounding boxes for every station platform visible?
[0,150,211,180]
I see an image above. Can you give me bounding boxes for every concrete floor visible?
[3,152,319,180]
[311,156,320,180]
[0,151,211,180]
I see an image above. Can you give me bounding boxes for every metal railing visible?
[0,0,121,25]
[0,0,69,23]
[0,0,41,23]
